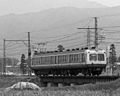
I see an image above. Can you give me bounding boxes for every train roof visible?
[33,48,85,56]
[85,49,106,53]
[33,48,106,56]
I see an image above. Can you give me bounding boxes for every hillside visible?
[0,0,106,16]
[0,6,120,57]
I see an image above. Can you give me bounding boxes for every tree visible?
[57,45,65,52]
[109,44,116,64]
[109,44,117,71]
[20,54,26,74]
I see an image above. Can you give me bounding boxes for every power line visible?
[77,17,99,48]
[106,38,120,40]
[43,31,86,43]
[101,29,120,33]
[65,43,86,48]
[31,17,92,33]
[100,26,120,29]
[3,32,32,76]
[99,12,120,18]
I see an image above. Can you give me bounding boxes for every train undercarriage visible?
[32,64,106,77]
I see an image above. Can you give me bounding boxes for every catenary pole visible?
[3,39,6,75]
[94,17,98,48]
[28,32,31,76]
[87,27,90,48]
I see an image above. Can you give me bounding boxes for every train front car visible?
[31,49,107,77]
[84,49,107,76]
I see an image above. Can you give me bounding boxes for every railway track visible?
[0,75,119,87]
[39,75,120,87]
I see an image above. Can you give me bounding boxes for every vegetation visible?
[57,45,65,52]
[20,54,27,74]
[0,58,19,73]
[1,77,120,96]
[109,44,117,65]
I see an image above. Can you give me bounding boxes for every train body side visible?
[31,50,86,69]
[31,49,107,76]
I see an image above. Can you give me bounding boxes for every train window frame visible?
[31,58,33,65]
[82,53,85,62]
[89,53,97,61]
[98,54,105,61]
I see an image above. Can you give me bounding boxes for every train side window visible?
[62,55,64,63]
[45,57,49,64]
[58,56,60,64]
[56,56,58,64]
[42,57,44,64]
[54,56,56,64]
[32,58,34,65]
[60,55,65,64]
[35,58,37,65]
[58,55,62,64]
[48,56,50,64]
[63,55,68,63]
[79,54,81,63]
[38,57,40,64]
[50,56,53,64]
[36,58,39,65]
[73,54,75,63]
[69,54,77,63]
[52,56,56,64]
[69,54,72,63]
[44,57,46,64]
[41,57,44,64]
[40,57,42,64]
[74,54,79,63]
[82,53,85,62]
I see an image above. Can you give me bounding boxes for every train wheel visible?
[82,69,91,76]
[96,71,102,76]
[91,70,102,76]
[81,71,87,76]
[60,70,70,76]
[69,70,78,76]
[91,72,96,76]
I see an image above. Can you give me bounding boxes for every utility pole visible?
[37,42,46,52]
[28,32,31,76]
[87,27,90,49]
[3,39,6,75]
[78,17,99,49]
[94,17,98,48]
[3,32,31,76]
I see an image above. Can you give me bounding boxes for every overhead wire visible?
[31,17,92,33]
[41,18,92,44]
[31,19,93,51]
[5,13,120,57]
[98,12,120,18]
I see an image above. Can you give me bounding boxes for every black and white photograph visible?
[0,0,120,96]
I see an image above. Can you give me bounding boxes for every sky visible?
[91,0,120,6]
[0,0,120,58]
[0,0,120,16]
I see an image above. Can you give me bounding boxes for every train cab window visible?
[98,54,104,61]
[89,54,97,61]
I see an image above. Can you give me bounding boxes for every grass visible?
[41,78,120,96]
[1,76,120,96]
